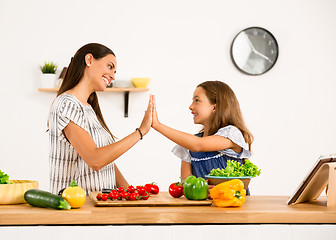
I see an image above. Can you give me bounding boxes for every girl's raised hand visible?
[151,94,160,129]
[139,95,153,135]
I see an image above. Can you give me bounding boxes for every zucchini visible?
[24,189,71,210]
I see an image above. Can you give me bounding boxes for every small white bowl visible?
[113,80,131,88]
[0,180,39,204]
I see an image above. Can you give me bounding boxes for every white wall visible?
[1,0,335,196]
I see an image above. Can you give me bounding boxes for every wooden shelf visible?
[38,87,149,117]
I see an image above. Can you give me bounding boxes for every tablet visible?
[287,155,336,205]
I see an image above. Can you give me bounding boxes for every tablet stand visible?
[325,162,336,206]
[294,162,336,206]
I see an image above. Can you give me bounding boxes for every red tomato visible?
[140,191,150,200]
[150,184,159,195]
[120,191,129,200]
[107,192,113,199]
[101,194,108,201]
[127,185,135,193]
[111,192,119,200]
[137,186,146,195]
[144,184,152,193]
[129,192,138,201]
[169,182,183,198]
[96,193,102,200]
[117,187,125,193]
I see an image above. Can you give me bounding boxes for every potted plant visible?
[40,61,58,88]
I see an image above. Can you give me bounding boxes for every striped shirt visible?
[48,94,116,194]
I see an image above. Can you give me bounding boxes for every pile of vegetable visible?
[168,176,209,200]
[209,159,261,177]
[24,180,86,210]
[0,170,9,184]
[96,183,159,201]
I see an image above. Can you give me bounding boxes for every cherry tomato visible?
[144,184,152,193]
[111,189,118,194]
[96,193,102,200]
[137,186,146,195]
[150,184,159,195]
[140,191,150,200]
[169,182,183,198]
[111,192,119,200]
[129,192,138,201]
[101,194,108,201]
[120,191,130,200]
[107,192,113,199]
[127,185,135,193]
[117,187,125,193]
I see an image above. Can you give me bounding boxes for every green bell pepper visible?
[184,175,209,200]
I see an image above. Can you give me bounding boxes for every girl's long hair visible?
[57,43,115,140]
[198,81,253,150]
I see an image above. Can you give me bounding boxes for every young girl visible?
[151,81,253,183]
[48,43,152,194]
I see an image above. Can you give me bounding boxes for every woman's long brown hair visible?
[198,81,253,150]
[57,43,116,140]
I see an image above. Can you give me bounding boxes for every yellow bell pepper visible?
[62,180,86,208]
[210,179,246,207]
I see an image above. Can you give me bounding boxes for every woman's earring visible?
[87,64,90,67]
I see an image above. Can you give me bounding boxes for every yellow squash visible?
[210,179,246,207]
[62,180,86,208]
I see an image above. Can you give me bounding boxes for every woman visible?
[48,43,152,194]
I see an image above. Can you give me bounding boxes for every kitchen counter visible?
[1,193,336,225]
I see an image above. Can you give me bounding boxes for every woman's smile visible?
[102,76,110,87]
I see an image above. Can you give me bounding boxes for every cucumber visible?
[24,189,71,210]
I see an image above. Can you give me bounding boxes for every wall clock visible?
[231,27,279,75]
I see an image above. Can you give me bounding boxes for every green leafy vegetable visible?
[0,170,9,184]
[209,159,261,177]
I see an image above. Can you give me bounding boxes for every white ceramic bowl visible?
[113,80,131,88]
[0,180,39,204]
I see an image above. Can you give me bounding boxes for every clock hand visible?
[253,49,273,63]
[243,33,256,51]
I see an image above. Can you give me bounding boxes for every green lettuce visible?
[209,159,261,177]
[0,170,9,184]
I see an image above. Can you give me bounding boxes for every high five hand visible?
[139,94,153,136]
[151,95,160,129]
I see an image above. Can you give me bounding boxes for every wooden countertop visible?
[1,193,336,225]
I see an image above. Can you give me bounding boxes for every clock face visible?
[231,27,279,75]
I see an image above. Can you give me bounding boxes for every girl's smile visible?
[189,87,215,127]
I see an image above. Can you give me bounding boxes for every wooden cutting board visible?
[89,191,212,207]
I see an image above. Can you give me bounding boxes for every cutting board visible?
[89,191,212,207]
